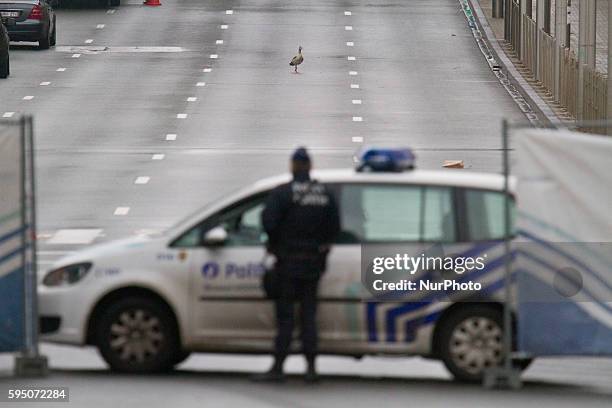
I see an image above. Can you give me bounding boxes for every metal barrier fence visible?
[0,116,46,376]
[505,10,608,130]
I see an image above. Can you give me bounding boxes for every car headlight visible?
[43,262,92,287]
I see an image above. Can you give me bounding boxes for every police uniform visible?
[258,148,340,382]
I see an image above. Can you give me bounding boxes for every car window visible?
[172,193,268,248]
[338,184,455,243]
[465,189,514,240]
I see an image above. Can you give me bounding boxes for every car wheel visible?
[38,30,50,50]
[0,55,8,79]
[110,0,120,6]
[171,349,191,368]
[96,297,180,373]
[438,305,506,382]
[50,22,56,47]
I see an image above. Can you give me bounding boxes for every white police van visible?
[39,148,527,382]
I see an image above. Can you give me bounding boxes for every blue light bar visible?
[356,147,416,172]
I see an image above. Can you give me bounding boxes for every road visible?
[1,0,610,406]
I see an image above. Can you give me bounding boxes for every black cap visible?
[291,147,311,163]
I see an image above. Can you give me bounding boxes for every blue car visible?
[0,0,56,50]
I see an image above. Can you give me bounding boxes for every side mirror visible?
[203,226,228,246]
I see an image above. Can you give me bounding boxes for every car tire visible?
[50,21,56,47]
[110,0,120,6]
[96,296,180,373]
[0,55,8,79]
[170,349,191,368]
[38,30,50,50]
[438,305,508,382]
[97,0,108,8]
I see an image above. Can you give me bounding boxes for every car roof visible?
[252,168,514,192]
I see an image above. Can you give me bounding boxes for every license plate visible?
[0,11,20,18]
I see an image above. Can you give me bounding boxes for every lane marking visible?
[166,133,177,141]
[23,96,34,100]
[134,176,150,185]
[85,39,94,44]
[72,53,81,58]
[56,67,66,72]
[345,26,353,31]
[225,10,233,14]
[352,136,364,143]
[177,113,188,119]
[114,207,130,216]
[210,54,218,59]
[344,11,352,16]
[216,40,224,44]
[349,71,358,75]
[220,24,228,29]
[187,97,198,102]
[48,229,103,245]
[96,24,105,29]
[196,82,206,87]
[40,81,51,86]
[203,68,212,73]
[352,116,363,122]
[106,9,116,14]
[347,56,356,61]
[352,99,362,104]
[2,112,15,118]
[350,84,359,89]
[346,41,354,47]
[152,154,165,160]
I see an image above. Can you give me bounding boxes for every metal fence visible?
[0,116,42,362]
[505,9,608,132]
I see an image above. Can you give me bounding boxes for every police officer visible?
[254,147,340,383]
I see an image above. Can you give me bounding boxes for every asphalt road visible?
[1,0,610,406]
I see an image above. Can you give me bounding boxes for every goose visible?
[289,46,304,73]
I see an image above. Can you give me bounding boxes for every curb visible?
[459,0,563,127]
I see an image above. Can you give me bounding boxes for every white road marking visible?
[187,97,197,102]
[210,54,218,59]
[48,229,103,245]
[196,82,206,87]
[350,84,359,89]
[152,154,165,160]
[58,46,185,53]
[348,56,356,61]
[114,207,130,216]
[220,24,228,29]
[344,11,352,16]
[352,116,363,122]
[40,81,51,86]
[134,176,150,185]
[203,68,212,73]
[177,113,188,119]
[352,136,364,143]
[85,39,94,44]
[225,10,233,14]
[56,68,66,72]
[166,133,177,141]
[345,26,353,31]
[2,112,15,118]
[216,40,224,45]
[106,9,116,14]
[96,24,105,29]
[23,96,34,100]
[349,71,358,75]
[346,41,354,47]
[72,53,81,58]
[37,250,74,256]
[352,99,362,104]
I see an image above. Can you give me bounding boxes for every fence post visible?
[608,0,612,134]
[577,0,597,120]
[554,0,567,102]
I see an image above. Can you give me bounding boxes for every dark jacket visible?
[262,173,340,266]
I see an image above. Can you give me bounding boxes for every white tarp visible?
[0,122,25,352]
[515,128,612,355]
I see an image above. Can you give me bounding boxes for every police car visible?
[39,148,527,382]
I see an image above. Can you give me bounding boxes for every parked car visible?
[0,19,8,78]
[0,0,56,50]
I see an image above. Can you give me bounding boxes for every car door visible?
[172,192,272,349]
